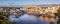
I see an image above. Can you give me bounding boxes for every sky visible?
[0,0,60,7]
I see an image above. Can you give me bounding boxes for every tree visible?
[55,7,60,24]
[0,12,9,24]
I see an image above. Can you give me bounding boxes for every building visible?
[0,8,3,12]
[44,6,59,13]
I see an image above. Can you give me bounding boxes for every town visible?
[0,5,60,24]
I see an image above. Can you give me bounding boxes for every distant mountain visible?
[37,4,60,7]
[0,4,60,7]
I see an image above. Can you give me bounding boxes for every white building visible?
[0,8,3,12]
[44,6,59,13]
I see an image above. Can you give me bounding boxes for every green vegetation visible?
[0,12,16,24]
[0,12,9,24]
[55,7,60,24]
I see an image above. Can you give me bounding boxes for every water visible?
[8,14,52,24]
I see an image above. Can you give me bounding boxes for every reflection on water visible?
[8,14,58,24]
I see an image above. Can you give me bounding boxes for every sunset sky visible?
[0,0,60,7]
